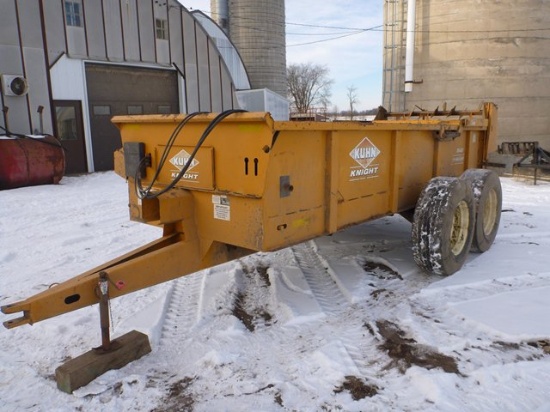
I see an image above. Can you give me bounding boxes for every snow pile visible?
[1,173,550,411]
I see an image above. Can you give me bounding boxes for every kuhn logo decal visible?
[349,137,380,180]
[170,149,199,180]
[170,149,199,170]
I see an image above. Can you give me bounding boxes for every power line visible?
[187,6,550,48]
[288,28,382,47]
[287,22,371,31]
[287,30,367,36]
[199,6,550,35]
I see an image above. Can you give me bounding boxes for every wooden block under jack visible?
[55,330,152,394]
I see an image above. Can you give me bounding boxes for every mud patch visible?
[241,261,271,287]
[334,375,378,400]
[231,291,274,332]
[362,260,403,280]
[274,391,283,406]
[528,340,550,354]
[376,320,460,374]
[370,288,394,300]
[232,292,256,332]
[231,263,275,332]
[152,376,195,412]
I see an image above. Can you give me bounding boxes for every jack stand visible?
[99,271,115,352]
[55,272,151,394]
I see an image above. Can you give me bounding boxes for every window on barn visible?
[156,19,168,40]
[65,1,82,27]
[127,105,143,115]
[158,105,171,114]
[92,105,111,116]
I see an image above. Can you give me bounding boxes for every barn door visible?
[53,100,87,174]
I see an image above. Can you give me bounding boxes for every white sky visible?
[178,0,384,111]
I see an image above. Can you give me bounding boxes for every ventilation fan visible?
[1,74,29,97]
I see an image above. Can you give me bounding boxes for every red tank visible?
[0,135,65,190]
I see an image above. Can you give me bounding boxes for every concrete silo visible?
[211,0,287,98]
[383,0,550,145]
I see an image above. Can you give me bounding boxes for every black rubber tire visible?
[460,169,502,253]
[412,177,475,276]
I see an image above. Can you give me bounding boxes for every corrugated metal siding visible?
[17,1,42,48]
[0,1,20,47]
[169,7,184,68]
[23,48,52,134]
[121,0,141,61]
[66,26,87,58]
[137,1,155,62]
[182,12,199,113]
[43,1,66,62]
[196,28,211,111]
[103,0,124,61]
[221,67,234,110]
[83,0,107,59]
[154,1,169,64]
[209,44,223,113]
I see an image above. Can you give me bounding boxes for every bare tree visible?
[287,63,333,114]
[347,85,359,120]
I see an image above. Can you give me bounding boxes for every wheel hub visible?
[451,200,469,256]
[483,188,498,236]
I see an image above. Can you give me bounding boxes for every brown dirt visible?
[376,320,461,375]
[240,261,271,287]
[231,290,274,332]
[232,292,256,332]
[152,376,195,412]
[334,375,378,400]
[362,261,403,280]
[257,264,271,287]
[274,391,283,406]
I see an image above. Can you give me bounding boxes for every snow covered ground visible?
[1,172,550,411]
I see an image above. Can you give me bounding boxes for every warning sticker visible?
[212,195,230,206]
[452,147,465,165]
[214,204,230,221]
[212,195,230,221]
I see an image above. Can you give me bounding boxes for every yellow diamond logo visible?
[170,149,199,171]
[350,137,380,169]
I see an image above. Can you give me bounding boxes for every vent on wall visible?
[1,75,29,97]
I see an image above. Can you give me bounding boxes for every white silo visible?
[383,0,550,145]
[211,0,287,98]
[210,0,229,32]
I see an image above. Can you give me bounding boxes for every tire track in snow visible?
[291,241,377,377]
[291,241,350,315]
[159,272,204,347]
